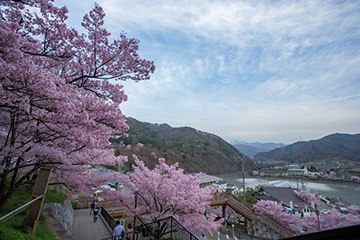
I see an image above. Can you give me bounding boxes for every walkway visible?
[210,195,295,238]
[72,208,112,240]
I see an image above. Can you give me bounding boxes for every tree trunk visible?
[0,189,13,212]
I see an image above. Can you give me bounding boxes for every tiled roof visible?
[261,186,309,210]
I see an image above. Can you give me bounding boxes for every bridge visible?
[210,194,296,239]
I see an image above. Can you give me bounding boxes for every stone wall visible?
[46,200,74,237]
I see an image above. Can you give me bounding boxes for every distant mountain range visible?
[233,141,285,158]
[111,118,254,174]
[253,133,360,163]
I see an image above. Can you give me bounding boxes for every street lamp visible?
[315,205,321,231]
[242,159,246,202]
[237,155,246,202]
[133,191,138,239]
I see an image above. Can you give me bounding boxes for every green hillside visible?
[111,118,253,174]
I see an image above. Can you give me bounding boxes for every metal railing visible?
[100,211,199,240]
[136,215,199,240]
[101,205,117,231]
[0,194,44,224]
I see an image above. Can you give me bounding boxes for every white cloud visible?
[57,0,360,143]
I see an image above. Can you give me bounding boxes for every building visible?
[197,173,223,188]
[254,186,312,217]
[287,166,308,176]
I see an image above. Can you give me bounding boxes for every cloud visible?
[56,0,360,143]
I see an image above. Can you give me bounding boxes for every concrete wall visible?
[47,200,74,236]
[251,219,282,239]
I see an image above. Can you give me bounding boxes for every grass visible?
[0,185,66,240]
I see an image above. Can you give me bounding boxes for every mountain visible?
[111,118,253,175]
[233,141,285,158]
[253,133,360,163]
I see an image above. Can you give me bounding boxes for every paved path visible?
[72,208,112,240]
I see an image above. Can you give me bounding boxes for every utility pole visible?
[240,156,246,202]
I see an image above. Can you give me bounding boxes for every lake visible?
[217,173,360,205]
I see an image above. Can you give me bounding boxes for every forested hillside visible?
[254,133,360,163]
[111,118,253,174]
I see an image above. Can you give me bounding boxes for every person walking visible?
[90,201,95,215]
[113,220,125,240]
[126,223,133,240]
[93,206,99,222]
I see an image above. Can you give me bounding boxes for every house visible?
[197,173,223,188]
[212,181,228,192]
[287,166,309,176]
[254,186,312,217]
[259,169,283,176]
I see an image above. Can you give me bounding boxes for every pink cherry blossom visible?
[0,0,154,210]
[105,156,222,237]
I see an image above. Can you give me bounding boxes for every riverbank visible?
[216,173,360,205]
[251,174,360,185]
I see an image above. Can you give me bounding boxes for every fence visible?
[101,205,117,231]
[135,215,200,240]
[219,227,266,240]
[99,207,199,240]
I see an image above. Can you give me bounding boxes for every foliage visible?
[347,205,360,215]
[294,190,320,207]
[236,190,257,205]
[0,185,65,240]
[301,209,360,233]
[253,200,300,232]
[254,199,360,234]
[114,118,254,175]
[0,0,154,209]
[351,176,360,183]
[106,156,222,237]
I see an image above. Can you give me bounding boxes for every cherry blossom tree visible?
[347,205,360,215]
[107,156,222,237]
[351,176,360,183]
[0,0,154,210]
[301,209,360,233]
[254,200,360,234]
[253,200,300,232]
[295,191,320,207]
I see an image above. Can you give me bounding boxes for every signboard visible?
[24,168,52,234]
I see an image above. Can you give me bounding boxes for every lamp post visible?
[315,205,321,231]
[242,159,246,202]
[237,156,246,201]
[237,155,246,201]
[133,191,138,239]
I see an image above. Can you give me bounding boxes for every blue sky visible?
[56,0,360,144]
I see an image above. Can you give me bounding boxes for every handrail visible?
[134,215,159,238]
[0,194,44,224]
[210,195,295,237]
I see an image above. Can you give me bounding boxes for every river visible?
[217,173,360,205]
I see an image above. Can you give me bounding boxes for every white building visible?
[197,173,223,188]
[287,166,308,176]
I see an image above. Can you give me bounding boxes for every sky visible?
[56,0,360,144]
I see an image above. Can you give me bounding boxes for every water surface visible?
[217,173,360,205]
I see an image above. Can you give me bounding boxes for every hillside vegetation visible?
[111,118,253,174]
[0,186,65,240]
[254,133,360,163]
